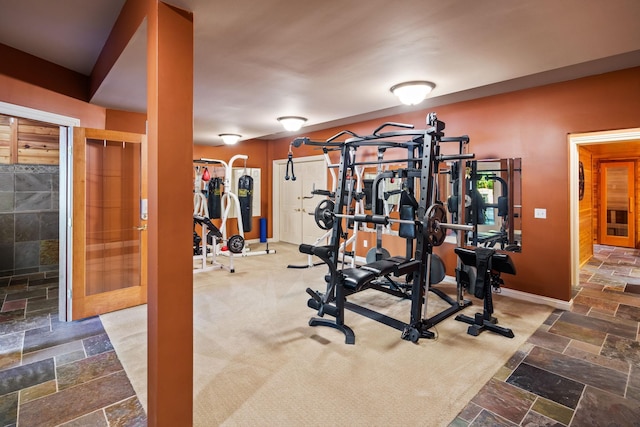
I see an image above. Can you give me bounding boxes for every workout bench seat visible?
[342,257,419,292]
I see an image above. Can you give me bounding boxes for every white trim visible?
[498,287,573,311]
[0,101,80,126]
[272,154,326,242]
[441,275,571,310]
[568,128,640,288]
[0,101,81,322]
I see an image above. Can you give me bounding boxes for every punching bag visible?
[208,177,222,219]
[238,175,253,232]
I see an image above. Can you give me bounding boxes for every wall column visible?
[146,1,193,425]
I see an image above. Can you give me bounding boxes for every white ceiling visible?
[1,0,640,145]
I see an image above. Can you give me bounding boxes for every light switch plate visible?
[534,208,547,219]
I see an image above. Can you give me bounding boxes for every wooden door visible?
[599,161,635,248]
[69,128,147,320]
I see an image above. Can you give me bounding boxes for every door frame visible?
[0,101,80,321]
[598,161,635,247]
[569,128,640,288]
[272,155,325,242]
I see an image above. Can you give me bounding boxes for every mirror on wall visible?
[438,158,522,252]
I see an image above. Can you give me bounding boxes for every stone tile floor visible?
[450,244,640,426]
[0,271,146,426]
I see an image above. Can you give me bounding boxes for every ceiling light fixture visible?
[390,81,436,105]
[277,116,307,132]
[219,133,241,145]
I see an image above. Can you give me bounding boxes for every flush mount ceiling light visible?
[277,116,308,132]
[390,81,436,105]
[219,133,241,145]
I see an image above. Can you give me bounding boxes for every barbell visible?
[313,199,473,246]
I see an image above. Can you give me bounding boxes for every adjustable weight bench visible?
[340,256,420,294]
[300,244,421,343]
[454,247,515,338]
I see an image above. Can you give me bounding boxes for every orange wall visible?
[0,74,105,128]
[105,109,147,134]
[0,43,89,101]
[262,67,640,301]
[0,75,151,135]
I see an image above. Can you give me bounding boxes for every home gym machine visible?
[195,156,275,258]
[192,158,245,273]
[294,113,477,344]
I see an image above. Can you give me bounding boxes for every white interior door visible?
[275,156,327,245]
[301,159,329,244]
[279,162,303,244]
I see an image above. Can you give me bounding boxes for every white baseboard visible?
[497,287,572,311]
[441,275,572,311]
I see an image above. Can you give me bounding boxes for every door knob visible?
[134,224,147,231]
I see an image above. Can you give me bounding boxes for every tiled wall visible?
[0,164,59,276]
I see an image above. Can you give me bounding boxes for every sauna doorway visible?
[599,161,635,248]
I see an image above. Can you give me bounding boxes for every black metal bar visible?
[344,301,408,332]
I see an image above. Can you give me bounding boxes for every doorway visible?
[0,101,80,320]
[273,155,327,244]
[599,161,635,247]
[569,128,640,287]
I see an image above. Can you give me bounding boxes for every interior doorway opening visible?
[0,101,79,320]
[569,128,640,288]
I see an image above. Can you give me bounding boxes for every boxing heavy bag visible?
[237,175,253,232]
[208,177,222,219]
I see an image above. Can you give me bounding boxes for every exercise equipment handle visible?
[372,122,414,136]
[299,244,333,260]
[352,214,389,225]
[327,130,360,142]
[311,189,334,197]
[437,153,475,161]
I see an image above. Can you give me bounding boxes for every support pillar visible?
[146,1,193,425]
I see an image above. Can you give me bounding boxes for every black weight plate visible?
[314,199,335,230]
[228,234,245,254]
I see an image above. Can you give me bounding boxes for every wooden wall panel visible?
[17,118,59,164]
[0,114,60,165]
[578,146,593,265]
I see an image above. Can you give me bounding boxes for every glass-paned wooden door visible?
[599,161,635,248]
[68,128,147,320]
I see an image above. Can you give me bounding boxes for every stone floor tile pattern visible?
[450,244,640,426]
[0,271,145,426]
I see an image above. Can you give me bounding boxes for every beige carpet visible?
[101,242,553,426]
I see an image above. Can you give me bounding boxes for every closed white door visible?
[301,159,329,244]
[279,162,303,244]
[276,157,327,245]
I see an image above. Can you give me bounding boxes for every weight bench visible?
[340,257,420,293]
[454,247,515,338]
